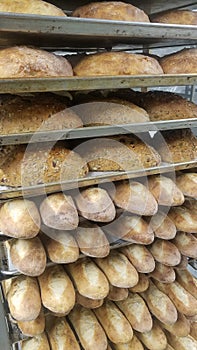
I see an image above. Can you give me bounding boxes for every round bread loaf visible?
[74,51,163,76]
[0,0,66,16]
[153,10,197,25]
[72,1,149,22]
[160,48,197,74]
[0,46,73,78]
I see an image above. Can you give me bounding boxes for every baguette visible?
[94,300,133,344]
[157,312,190,337]
[7,276,41,321]
[0,199,40,238]
[116,292,153,332]
[68,305,108,350]
[174,254,188,270]
[190,321,197,340]
[148,175,184,206]
[66,257,109,299]
[10,237,46,276]
[121,244,155,273]
[148,211,176,240]
[21,332,50,350]
[95,251,139,288]
[149,262,176,283]
[129,273,149,293]
[166,332,197,350]
[46,317,80,350]
[40,230,79,264]
[107,285,129,301]
[149,239,181,266]
[171,231,197,258]
[38,265,75,315]
[76,292,104,309]
[176,173,197,198]
[136,320,167,350]
[112,334,144,350]
[175,269,197,299]
[17,310,45,337]
[168,206,197,233]
[141,280,178,325]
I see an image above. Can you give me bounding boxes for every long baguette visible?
[129,273,149,293]
[149,239,181,266]
[112,334,144,349]
[121,244,155,273]
[149,262,176,283]
[157,312,190,337]
[136,320,167,350]
[175,269,197,298]
[21,332,50,350]
[166,332,197,350]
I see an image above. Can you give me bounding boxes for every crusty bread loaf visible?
[75,222,110,258]
[17,310,45,337]
[0,143,89,187]
[95,251,139,288]
[72,1,149,22]
[160,48,197,74]
[141,280,178,325]
[175,269,197,299]
[76,292,104,308]
[147,175,185,206]
[156,129,197,163]
[0,94,82,134]
[129,273,149,293]
[157,312,190,337]
[190,321,197,340]
[66,257,109,299]
[68,305,108,350]
[121,244,155,273]
[40,193,79,230]
[107,285,128,301]
[111,180,158,216]
[40,230,79,264]
[94,300,133,344]
[0,199,40,238]
[0,46,73,78]
[149,262,176,284]
[80,135,161,171]
[137,90,197,121]
[172,232,197,258]
[112,334,145,350]
[169,206,197,233]
[46,317,80,350]
[136,320,167,350]
[10,237,46,276]
[7,275,41,321]
[148,211,177,240]
[116,292,153,332]
[105,215,154,244]
[0,0,66,16]
[176,173,197,198]
[75,187,116,222]
[74,51,163,76]
[153,10,197,25]
[174,254,188,270]
[21,332,50,350]
[38,265,75,315]
[166,332,197,350]
[149,239,181,266]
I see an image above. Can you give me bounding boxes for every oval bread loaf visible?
[46,317,80,350]
[21,332,50,350]
[175,269,197,298]
[17,310,45,337]
[172,231,197,258]
[76,292,104,309]
[169,206,197,233]
[160,48,197,74]
[176,173,197,198]
[112,334,145,350]
[149,239,181,266]
[157,312,190,337]
[148,211,177,240]
[129,273,149,293]
[107,285,129,301]
[166,332,197,350]
[136,320,167,350]
[149,262,176,284]
[121,244,155,273]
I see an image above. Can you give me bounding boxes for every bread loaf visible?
[74,52,163,76]
[112,334,145,350]
[136,320,167,350]
[0,0,66,16]
[76,292,104,308]
[121,244,155,273]
[190,321,197,340]
[148,211,176,240]
[149,239,181,266]
[75,187,116,222]
[149,262,176,284]
[40,193,79,230]
[7,276,41,321]
[17,310,45,337]
[111,180,158,216]
[129,273,149,293]
[68,305,108,350]
[176,173,197,198]
[107,285,128,301]
[147,175,185,206]
[153,9,197,25]
[160,49,197,74]
[10,237,46,276]
[0,199,40,238]
[66,257,109,299]
[174,254,188,270]
[157,312,190,337]
[94,300,133,344]
[116,292,153,332]
[72,1,149,22]
[175,269,197,299]
[0,94,82,134]
[21,332,50,350]
[95,251,139,288]
[169,207,197,234]
[46,317,80,350]
[166,332,197,350]
[38,265,75,315]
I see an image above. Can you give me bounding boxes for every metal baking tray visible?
[0,160,197,200]
[1,119,197,145]
[0,75,197,94]
[1,14,197,49]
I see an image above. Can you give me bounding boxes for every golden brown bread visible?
[0,199,40,238]
[0,0,66,16]
[175,269,197,299]
[94,300,133,344]
[166,332,197,350]
[121,244,155,273]
[157,312,190,337]
[153,10,197,25]
[136,320,167,350]
[0,143,89,187]
[169,207,197,234]
[72,1,149,22]
[176,173,197,198]
[112,335,145,350]
[40,193,79,230]
[148,211,177,240]
[0,46,73,78]
[160,48,197,74]
[74,51,163,76]
[38,265,75,315]
[21,332,50,350]
[75,187,116,222]
[190,321,197,340]
[17,310,45,337]
[0,94,82,134]
[149,262,176,284]
[107,285,128,301]
[46,317,80,350]
[129,273,149,293]
[116,292,153,332]
[68,305,108,350]
[76,292,104,308]
[174,254,188,270]
[149,239,181,267]
[10,237,46,276]
[7,276,41,321]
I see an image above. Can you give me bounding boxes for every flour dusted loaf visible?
[107,285,128,301]
[149,238,181,266]
[113,335,144,350]
[0,94,82,134]
[150,262,176,284]
[121,244,155,273]
[46,317,80,350]
[72,1,149,22]
[168,206,197,233]
[136,320,167,350]
[79,135,161,171]
[157,312,190,337]
[160,48,197,74]
[153,10,197,25]
[0,0,66,16]
[148,211,177,240]
[76,292,104,308]
[176,173,197,198]
[17,310,45,337]
[0,142,89,187]
[0,46,73,78]
[74,51,163,76]
[21,332,50,350]
[166,332,197,350]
